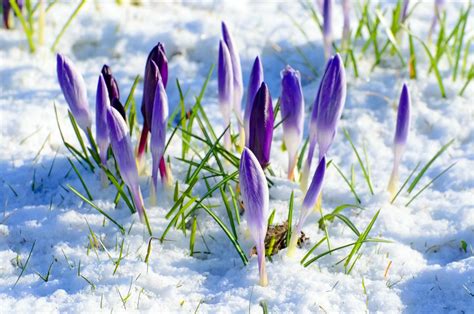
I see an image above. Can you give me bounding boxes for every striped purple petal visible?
[239,147,269,286]
[316,53,346,160]
[150,75,169,191]
[107,107,146,221]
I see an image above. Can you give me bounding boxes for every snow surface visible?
[0,1,473,312]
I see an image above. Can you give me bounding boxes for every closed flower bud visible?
[244,56,264,147]
[101,64,120,103]
[222,21,243,125]
[218,39,234,149]
[56,53,92,133]
[107,107,149,230]
[280,65,304,181]
[239,148,269,286]
[388,84,411,196]
[248,82,274,170]
[288,156,326,256]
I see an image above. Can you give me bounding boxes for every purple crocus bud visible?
[150,75,168,205]
[107,107,149,228]
[244,56,264,147]
[239,147,269,286]
[96,74,110,167]
[222,22,244,127]
[280,65,304,181]
[288,156,326,256]
[300,57,331,191]
[218,39,234,150]
[401,0,409,23]
[56,53,92,133]
[388,84,411,196]
[342,0,351,47]
[248,82,274,170]
[322,0,333,59]
[101,65,120,103]
[2,0,23,29]
[429,0,445,38]
[137,42,168,163]
[3,0,10,29]
[315,53,346,160]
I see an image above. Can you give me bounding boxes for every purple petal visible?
[107,107,146,219]
[56,53,92,132]
[302,156,326,210]
[141,60,160,129]
[244,56,264,146]
[248,82,274,169]
[150,76,169,187]
[401,0,409,22]
[218,40,233,111]
[342,0,351,41]
[323,0,333,57]
[141,42,168,129]
[280,65,304,149]
[306,56,333,169]
[280,65,304,177]
[240,147,269,233]
[111,98,126,121]
[240,147,269,285]
[222,21,243,116]
[101,64,120,103]
[3,0,10,29]
[394,84,410,146]
[316,53,346,159]
[96,74,110,165]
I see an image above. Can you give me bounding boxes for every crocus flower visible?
[56,53,92,133]
[323,0,333,59]
[239,147,269,286]
[218,39,234,150]
[137,42,168,165]
[248,82,274,170]
[222,21,244,144]
[280,65,304,181]
[107,107,150,234]
[244,56,264,147]
[342,0,351,48]
[288,156,326,256]
[3,0,23,29]
[96,74,110,167]
[388,84,410,197]
[300,55,339,191]
[101,65,120,103]
[150,75,168,205]
[315,53,346,160]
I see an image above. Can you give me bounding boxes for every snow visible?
[1,0,473,312]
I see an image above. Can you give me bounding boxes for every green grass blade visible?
[407,139,454,193]
[68,184,125,234]
[51,0,86,51]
